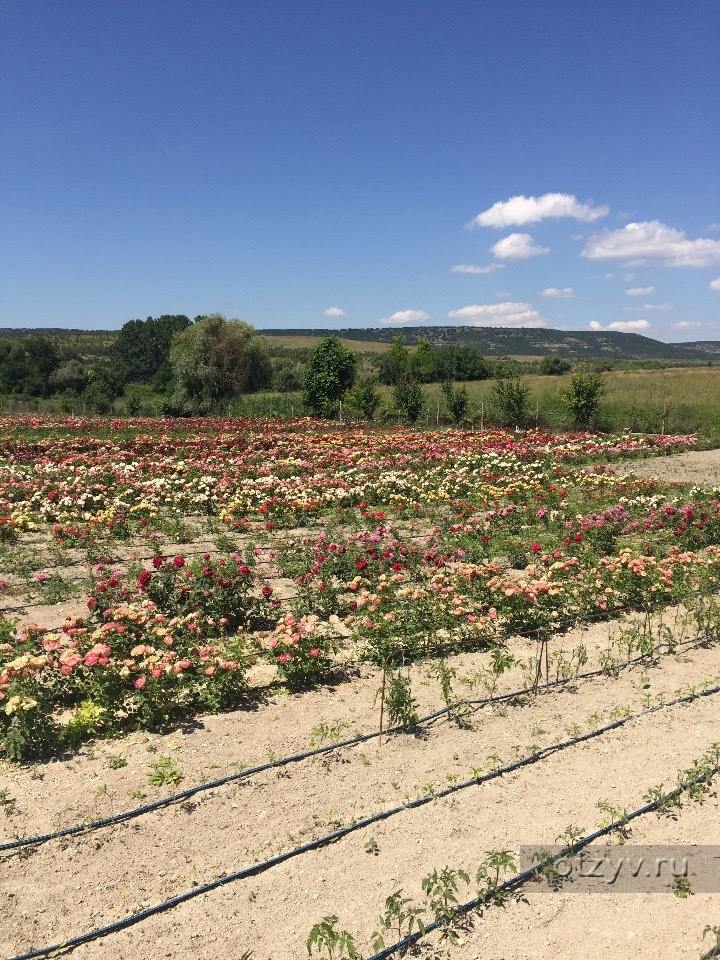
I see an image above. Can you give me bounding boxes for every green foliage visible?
[562,373,606,426]
[377,337,490,385]
[63,700,108,748]
[169,314,272,413]
[111,315,191,386]
[393,378,425,424]
[0,335,60,398]
[302,336,357,417]
[106,754,128,769]
[272,359,304,393]
[1,695,60,761]
[492,377,530,427]
[345,375,381,420]
[421,866,469,943]
[372,890,425,955]
[441,380,470,423]
[476,849,516,902]
[81,369,119,414]
[306,916,361,959]
[378,336,410,385]
[385,671,419,731]
[147,757,183,786]
[539,355,572,375]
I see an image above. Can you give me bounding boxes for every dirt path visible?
[623,447,720,486]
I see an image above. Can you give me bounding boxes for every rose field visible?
[1,416,719,960]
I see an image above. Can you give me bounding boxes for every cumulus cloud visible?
[470,193,608,229]
[451,263,505,274]
[626,286,655,296]
[447,302,545,328]
[589,319,651,332]
[711,277,720,291]
[323,307,346,317]
[539,287,574,299]
[379,309,430,326]
[491,233,549,261]
[583,221,720,268]
[673,321,702,329]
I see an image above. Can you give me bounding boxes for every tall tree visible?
[169,314,272,413]
[111,315,191,386]
[301,336,357,417]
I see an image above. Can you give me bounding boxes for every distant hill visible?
[3,324,720,363]
[260,326,720,361]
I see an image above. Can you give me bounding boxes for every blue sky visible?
[2,0,719,341]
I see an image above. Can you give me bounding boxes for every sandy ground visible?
[2,449,720,960]
[623,447,720,487]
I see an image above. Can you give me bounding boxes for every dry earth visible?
[2,450,720,960]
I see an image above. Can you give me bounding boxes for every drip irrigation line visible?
[1,625,715,855]
[5,686,720,960]
[367,761,720,960]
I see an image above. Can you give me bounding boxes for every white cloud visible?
[447,302,545,328]
[711,277,720,291]
[323,307,346,317]
[450,263,505,274]
[583,221,720,268]
[379,309,430,326]
[470,193,608,228]
[626,286,655,296]
[672,321,702,329]
[624,302,672,312]
[491,232,549,261]
[539,287,574,299]
[590,319,652,332]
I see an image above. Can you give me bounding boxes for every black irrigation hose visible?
[1,621,715,855]
[5,686,720,960]
[367,762,720,960]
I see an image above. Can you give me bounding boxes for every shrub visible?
[563,373,606,426]
[492,378,530,427]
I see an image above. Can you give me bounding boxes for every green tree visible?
[441,381,470,424]
[562,373,606,426]
[378,336,409,385]
[345,375,381,421]
[301,336,357,417]
[539,355,572,376]
[492,377,530,427]
[394,377,425,424]
[81,370,116,414]
[0,336,60,397]
[111,315,191,386]
[169,315,272,413]
[409,338,435,383]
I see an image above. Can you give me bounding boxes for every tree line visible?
[0,315,603,422]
